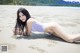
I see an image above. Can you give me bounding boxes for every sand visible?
[0,5,80,53]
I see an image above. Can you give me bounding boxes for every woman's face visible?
[19,12,26,22]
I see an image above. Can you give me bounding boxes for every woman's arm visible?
[26,21,32,35]
[26,18,36,35]
[25,18,39,36]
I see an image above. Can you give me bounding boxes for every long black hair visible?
[14,8,31,35]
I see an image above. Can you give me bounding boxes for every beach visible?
[0,5,80,53]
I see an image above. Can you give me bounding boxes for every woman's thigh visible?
[44,22,59,35]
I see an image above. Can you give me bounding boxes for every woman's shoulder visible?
[27,18,36,24]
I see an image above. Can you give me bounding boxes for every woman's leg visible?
[45,22,80,43]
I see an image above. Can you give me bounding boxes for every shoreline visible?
[0,5,80,8]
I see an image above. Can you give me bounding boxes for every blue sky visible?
[64,0,80,2]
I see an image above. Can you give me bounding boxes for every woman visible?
[13,8,80,43]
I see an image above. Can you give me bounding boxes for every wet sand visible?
[0,5,80,53]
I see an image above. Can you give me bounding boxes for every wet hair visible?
[14,8,31,35]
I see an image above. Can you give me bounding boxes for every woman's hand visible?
[23,30,30,36]
[13,28,23,35]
